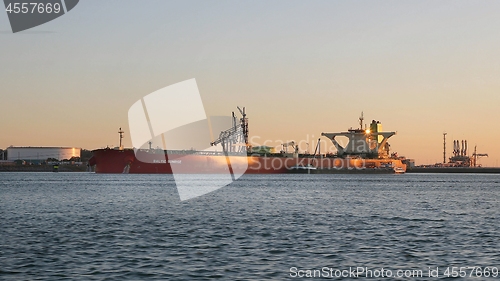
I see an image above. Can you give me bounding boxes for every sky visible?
[1,0,499,166]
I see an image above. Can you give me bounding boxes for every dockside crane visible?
[472,145,488,167]
[210,106,249,154]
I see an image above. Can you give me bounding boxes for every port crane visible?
[472,146,488,167]
[210,107,248,154]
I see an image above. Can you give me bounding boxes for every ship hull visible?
[89,149,407,174]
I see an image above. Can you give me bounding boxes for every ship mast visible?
[359,111,364,130]
[118,127,124,150]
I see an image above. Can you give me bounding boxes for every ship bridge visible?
[321,115,396,158]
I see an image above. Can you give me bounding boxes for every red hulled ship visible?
[88,109,406,174]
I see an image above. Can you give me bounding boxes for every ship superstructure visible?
[321,113,396,159]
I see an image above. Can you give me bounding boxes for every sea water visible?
[1,172,499,280]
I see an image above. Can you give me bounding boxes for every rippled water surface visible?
[1,172,500,280]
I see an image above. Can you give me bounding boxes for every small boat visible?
[288,164,317,174]
[394,167,405,174]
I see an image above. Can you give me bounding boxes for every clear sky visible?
[1,0,499,166]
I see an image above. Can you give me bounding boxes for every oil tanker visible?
[88,109,407,174]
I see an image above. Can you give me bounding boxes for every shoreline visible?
[0,165,89,172]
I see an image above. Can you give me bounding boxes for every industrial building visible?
[5,147,81,164]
